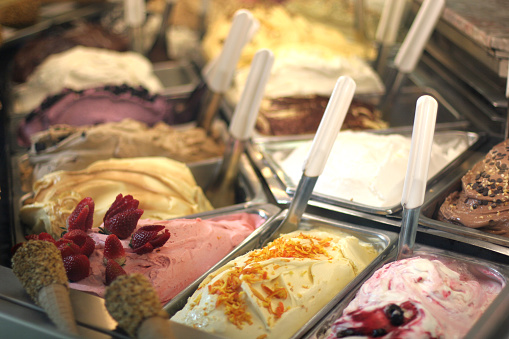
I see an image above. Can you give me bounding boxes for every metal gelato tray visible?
[164,210,399,339]
[420,137,509,248]
[9,153,269,244]
[0,203,281,338]
[304,244,509,339]
[248,130,484,215]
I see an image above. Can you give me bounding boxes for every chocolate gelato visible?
[256,96,388,136]
[438,139,509,236]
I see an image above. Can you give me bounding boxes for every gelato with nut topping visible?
[438,139,509,236]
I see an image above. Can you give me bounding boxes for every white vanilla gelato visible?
[14,46,163,113]
[172,230,378,339]
[276,131,469,208]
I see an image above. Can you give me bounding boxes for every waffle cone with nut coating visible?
[105,273,171,338]
[11,240,78,334]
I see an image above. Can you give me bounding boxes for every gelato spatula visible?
[206,49,274,208]
[397,95,438,259]
[196,10,259,133]
[277,76,356,235]
[380,0,445,114]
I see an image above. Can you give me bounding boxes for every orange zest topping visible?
[207,233,332,328]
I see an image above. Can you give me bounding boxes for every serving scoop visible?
[206,49,274,208]
[397,95,438,259]
[276,76,356,235]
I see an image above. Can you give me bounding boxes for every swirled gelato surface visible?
[325,256,503,339]
[20,157,213,238]
[438,139,509,236]
[172,230,378,339]
[19,119,224,190]
[13,46,163,113]
[71,214,265,304]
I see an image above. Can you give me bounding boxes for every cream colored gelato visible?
[276,131,468,208]
[203,5,376,68]
[20,119,224,189]
[20,157,213,238]
[204,5,382,99]
[172,230,378,339]
[14,46,163,113]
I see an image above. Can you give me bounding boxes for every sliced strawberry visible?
[25,234,39,241]
[103,234,126,266]
[105,259,127,285]
[130,225,170,254]
[62,230,95,257]
[149,231,171,248]
[58,240,81,258]
[67,197,95,231]
[63,254,90,282]
[103,194,139,222]
[103,208,143,239]
[133,242,154,255]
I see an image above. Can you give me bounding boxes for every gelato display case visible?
[1,0,509,338]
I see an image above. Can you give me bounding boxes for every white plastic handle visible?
[205,10,259,93]
[375,0,406,44]
[394,0,445,73]
[124,0,146,27]
[401,95,438,209]
[303,76,356,177]
[229,49,274,140]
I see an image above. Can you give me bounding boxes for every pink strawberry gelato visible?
[70,213,265,304]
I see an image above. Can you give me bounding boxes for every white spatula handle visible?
[229,49,274,140]
[303,76,356,177]
[394,0,445,73]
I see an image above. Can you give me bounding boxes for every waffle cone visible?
[138,316,173,339]
[37,284,79,335]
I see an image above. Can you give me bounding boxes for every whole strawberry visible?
[62,230,95,257]
[56,239,81,258]
[103,234,126,266]
[100,194,143,239]
[105,259,127,286]
[63,254,91,282]
[130,225,170,255]
[67,197,95,231]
